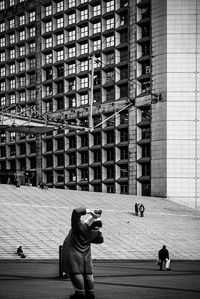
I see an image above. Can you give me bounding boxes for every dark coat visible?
[158,248,169,261]
[62,207,103,274]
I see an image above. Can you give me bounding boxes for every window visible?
[29,11,35,22]
[80,42,88,55]
[57,81,64,93]
[46,68,52,80]
[10,49,15,59]
[0,1,5,10]
[106,70,114,82]
[120,147,128,159]
[57,50,64,61]
[0,22,5,32]
[93,5,101,16]
[29,42,35,53]
[69,13,76,25]
[10,132,16,141]
[45,21,52,32]
[0,52,5,62]
[69,0,75,8]
[106,35,114,47]
[0,37,5,47]
[81,168,88,181]
[19,15,25,26]
[9,18,15,29]
[9,94,16,104]
[57,65,64,77]
[9,34,15,44]
[68,46,76,58]
[106,148,115,161]
[107,131,114,143]
[80,26,88,38]
[80,94,88,105]
[120,165,128,178]
[68,78,75,91]
[106,86,115,101]
[81,152,88,164]
[0,67,5,77]
[120,84,128,98]
[19,91,25,102]
[19,76,25,87]
[9,79,15,89]
[94,150,101,163]
[45,52,52,64]
[10,64,15,74]
[106,0,114,12]
[0,81,5,92]
[19,0,25,2]
[19,45,25,56]
[0,146,6,158]
[45,37,52,48]
[30,89,36,100]
[68,63,76,74]
[10,0,15,6]
[80,76,88,88]
[46,85,52,96]
[120,184,128,194]
[93,22,101,34]
[120,130,128,142]
[80,9,88,21]
[106,18,114,30]
[107,166,115,179]
[93,167,101,181]
[29,58,35,69]
[68,29,76,41]
[93,39,101,51]
[19,30,25,41]
[45,5,52,17]
[46,101,52,112]
[29,73,36,85]
[80,60,88,72]
[0,133,6,142]
[57,33,64,44]
[57,1,63,12]
[57,17,63,28]
[69,96,76,107]
[56,97,64,110]
[29,27,35,37]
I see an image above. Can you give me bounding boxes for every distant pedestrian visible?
[158,245,171,271]
[17,246,26,258]
[139,204,145,217]
[135,203,139,216]
[62,207,103,299]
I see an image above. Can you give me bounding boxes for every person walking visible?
[135,203,139,216]
[158,245,171,271]
[139,204,145,217]
[62,207,103,299]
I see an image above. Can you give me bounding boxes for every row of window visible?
[0,0,128,15]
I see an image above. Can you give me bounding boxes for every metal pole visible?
[89,54,95,130]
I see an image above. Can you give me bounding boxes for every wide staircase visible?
[0,184,199,260]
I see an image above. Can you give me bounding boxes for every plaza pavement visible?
[0,184,200,260]
[0,259,200,299]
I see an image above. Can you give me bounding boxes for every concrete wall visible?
[151,0,167,197]
[151,0,200,209]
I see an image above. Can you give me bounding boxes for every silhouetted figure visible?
[135,203,139,216]
[158,245,171,271]
[139,204,145,217]
[17,246,26,258]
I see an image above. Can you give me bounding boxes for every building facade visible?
[0,0,199,209]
